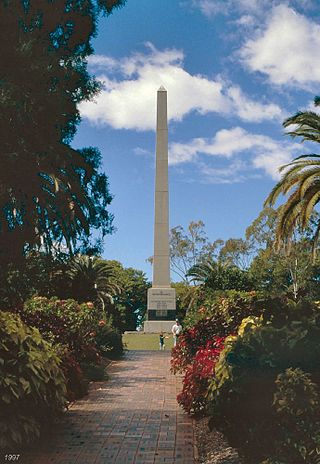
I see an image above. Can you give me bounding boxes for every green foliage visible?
[56,348,89,401]
[102,260,150,331]
[94,320,123,358]
[172,282,202,321]
[80,361,108,381]
[207,314,320,463]
[183,289,266,329]
[219,238,253,270]
[67,255,121,308]
[173,291,266,374]
[19,296,102,400]
[0,311,66,448]
[21,296,97,354]
[269,368,320,463]
[0,0,124,262]
[167,220,223,282]
[187,259,254,292]
[264,97,320,255]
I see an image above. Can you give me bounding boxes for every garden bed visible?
[195,417,241,464]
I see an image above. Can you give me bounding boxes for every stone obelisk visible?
[144,87,176,333]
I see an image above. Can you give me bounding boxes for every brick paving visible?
[21,350,196,464]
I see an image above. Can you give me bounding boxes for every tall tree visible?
[247,208,320,300]
[265,97,320,256]
[0,0,124,263]
[219,238,254,270]
[166,220,223,282]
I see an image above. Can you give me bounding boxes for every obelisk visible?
[144,87,176,333]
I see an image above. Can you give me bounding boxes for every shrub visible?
[80,361,108,381]
[94,320,123,359]
[207,316,320,463]
[171,291,264,374]
[20,297,97,355]
[0,311,66,448]
[270,368,320,463]
[18,297,100,400]
[56,348,89,401]
[177,337,225,414]
[183,290,265,329]
[174,293,320,374]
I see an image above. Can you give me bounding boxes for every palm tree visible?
[187,260,220,287]
[67,255,121,313]
[187,258,253,291]
[265,97,320,257]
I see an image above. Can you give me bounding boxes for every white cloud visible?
[192,0,265,17]
[198,159,249,184]
[169,126,301,181]
[79,44,283,131]
[133,147,152,157]
[190,0,315,18]
[227,86,282,122]
[241,5,320,87]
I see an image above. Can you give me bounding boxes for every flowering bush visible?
[177,337,225,414]
[20,297,97,354]
[17,297,102,400]
[183,290,264,329]
[171,315,235,374]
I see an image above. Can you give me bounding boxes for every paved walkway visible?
[22,351,196,464]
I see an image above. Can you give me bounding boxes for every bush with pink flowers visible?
[16,297,123,399]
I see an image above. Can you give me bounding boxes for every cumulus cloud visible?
[169,127,301,180]
[241,5,320,87]
[79,44,283,131]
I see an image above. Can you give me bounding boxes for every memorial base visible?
[145,287,176,333]
[144,320,175,333]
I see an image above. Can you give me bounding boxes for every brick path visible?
[22,351,196,464]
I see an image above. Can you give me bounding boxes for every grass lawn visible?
[123,332,174,351]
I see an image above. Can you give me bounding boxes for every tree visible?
[172,282,203,319]
[0,0,125,263]
[187,259,253,292]
[164,221,223,282]
[101,260,150,331]
[247,208,320,300]
[67,255,121,313]
[219,238,254,270]
[265,97,320,256]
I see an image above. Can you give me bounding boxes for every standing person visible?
[172,319,182,347]
[159,332,165,350]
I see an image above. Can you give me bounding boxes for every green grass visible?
[123,332,174,351]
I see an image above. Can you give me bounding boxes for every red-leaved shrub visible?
[177,337,225,414]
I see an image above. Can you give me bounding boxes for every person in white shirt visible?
[172,319,182,347]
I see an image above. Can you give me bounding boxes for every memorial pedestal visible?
[144,287,176,333]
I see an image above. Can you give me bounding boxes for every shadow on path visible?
[20,351,195,464]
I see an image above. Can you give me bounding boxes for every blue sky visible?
[73,0,320,280]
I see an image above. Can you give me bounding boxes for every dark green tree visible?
[0,0,125,263]
[67,255,121,310]
[104,261,150,331]
[187,259,254,292]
